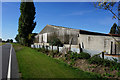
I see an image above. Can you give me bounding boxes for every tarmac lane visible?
[0,45,2,80]
[1,43,19,79]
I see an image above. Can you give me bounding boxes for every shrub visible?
[36,47,49,54]
[88,56,104,65]
[49,50,56,57]
[65,51,72,60]
[117,71,120,77]
[88,55,120,70]
[70,59,75,66]
[78,52,91,59]
[49,50,62,58]
[53,50,58,57]
[65,51,78,61]
[103,73,114,77]
[103,59,120,70]
[103,59,112,67]
[69,52,78,60]
[65,51,91,61]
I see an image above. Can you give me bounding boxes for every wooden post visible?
[115,43,116,55]
[52,45,53,52]
[102,52,104,59]
[57,45,59,53]
[79,43,82,53]
[110,41,113,54]
[69,37,73,51]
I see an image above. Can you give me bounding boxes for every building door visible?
[110,41,113,54]
[115,43,116,54]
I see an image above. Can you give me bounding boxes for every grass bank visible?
[0,42,5,46]
[13,43,103,79]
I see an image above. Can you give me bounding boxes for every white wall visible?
[39,34,43,43]
[78,34,120,54]
[43,33,47,43]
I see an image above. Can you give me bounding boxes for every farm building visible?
[34,24,120,55]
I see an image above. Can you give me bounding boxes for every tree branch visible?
[108,8,120,20]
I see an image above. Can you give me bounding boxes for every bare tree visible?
[94,0,119,20]
[94,0,120,45]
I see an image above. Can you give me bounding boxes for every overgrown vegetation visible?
[65,51,91,61]
[64,51,91,66]
[34,46,120,79]
[49,34,63,53]
[88,55,120,71]
[78,52,91,59]
[88,56,103,65]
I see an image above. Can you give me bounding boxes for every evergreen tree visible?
[6,39,13,43]
[18,2,36,46]
[15,34,20,43]
[28,33,37,44]
[109,23,117,34]
[116,27,120,34]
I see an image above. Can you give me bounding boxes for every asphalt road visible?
[1,43,19,79]
[0,45,2,80]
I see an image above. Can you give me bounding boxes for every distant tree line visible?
[0,38,2,42]
[15,2,36,46]
[2,39,13,43]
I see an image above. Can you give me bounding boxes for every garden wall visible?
[31,43,80,53]
[31,43,120,63]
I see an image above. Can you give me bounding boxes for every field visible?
[13,43,102,79]
[0,43,5,46]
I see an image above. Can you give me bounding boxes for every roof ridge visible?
[48,24,80,30]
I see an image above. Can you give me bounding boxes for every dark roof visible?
[80,30,120,37]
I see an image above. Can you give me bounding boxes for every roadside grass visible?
[0,42,5,46]
[13,43,103,79]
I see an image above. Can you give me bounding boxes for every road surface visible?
[1,43,19,79]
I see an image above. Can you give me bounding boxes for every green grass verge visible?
[0,42,5,46]
[13,43,103,79]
